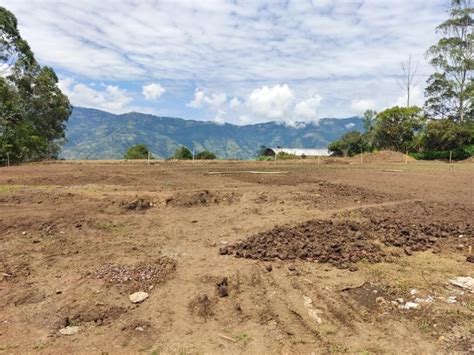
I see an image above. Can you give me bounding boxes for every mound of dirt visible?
[165,190,240,207]
[94,257,176,291]
[352,150,415,164]
[121,197,154,211]
[220,219,472,267]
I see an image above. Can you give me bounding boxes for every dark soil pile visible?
[121,197,154,211]
[165,190,240,207]
[220,219,472,267]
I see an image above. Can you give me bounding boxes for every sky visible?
[2,0,450,125]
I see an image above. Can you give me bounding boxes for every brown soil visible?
[165,189,241,207]
[0,159,473,354]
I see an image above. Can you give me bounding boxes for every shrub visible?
[172,146,193,160]
[195,150,216,160]
[276,151,298,160]
[329,131,371,157]
[124,144,151,159]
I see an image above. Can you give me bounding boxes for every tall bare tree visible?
[397,55,420,107]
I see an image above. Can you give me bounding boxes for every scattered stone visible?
[135,326,145,332]
[446,296,457,304]
[456,244,464,250]
[449,277,474,293]
[399,301,418,310]
[288,265,296,271]
[21,231,27,236]
[349,265,358,272]
[466,255,474,263]
[265,264,273,272]
[129,291,149,304]
[59,326,80,336]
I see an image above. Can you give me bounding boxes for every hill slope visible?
[61,107,363,159]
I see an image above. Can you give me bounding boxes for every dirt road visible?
[0,160,473,354]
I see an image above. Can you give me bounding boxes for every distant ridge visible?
[62,107,363,159]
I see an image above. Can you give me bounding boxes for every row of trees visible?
[330,0,473,160]
[124,144,217,160]
[329,108,474,159]
[0,7,71,165]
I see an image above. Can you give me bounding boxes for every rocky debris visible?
[165,190,240,208]
[449,277,474,293]
[217,277,229,298]
[220,218,472,266]
[121,197,154,211]
[59,326,80,336]
[467,255,474,263]
[94,257,176,290]
[265,264,273,272]
[129,291,149,304]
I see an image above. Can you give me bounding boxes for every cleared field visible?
[0,159,473,354]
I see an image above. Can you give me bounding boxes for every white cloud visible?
[5,0,447,123]
[350,99,376,113]
[142,82,166,100]
[396,86,424,107]
[229,97,242,110]
[294,95,323,119]
[187,89,227,109]
[58,77,133,113]
[248,84,294,120]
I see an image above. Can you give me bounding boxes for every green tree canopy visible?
[124,144,151,159]
[425,0,474,121]
[328,131,371,157]
[195,150,216,160]
[0,6,71,165]
[421,119,473,151]
[372,106,425,152]
[172,146,193,160]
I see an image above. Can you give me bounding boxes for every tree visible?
[172,146,193,160]
[372,106,425,152]
[328,131,371,157]
[195,150,216,160]
[362,110,377,132]
[256,145,267,157]
[397,55,420,107]
[425,0,474,121]
[0,6,71,165]
[124,144,151,159]
[421,119,473,150]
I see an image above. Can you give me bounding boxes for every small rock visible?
[288,265,296,271]
[59,326,80,336]
[135,326,145,332]
[265,264,273,272]
[129,291,149,304]
[55,290,62,295]
[466,255,474,263]
[349,265,358,272]
[400,301,418,310]
[456,244,464,250]
[21,231,27,236]
[446,296,457,304]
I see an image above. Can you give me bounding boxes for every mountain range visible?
[61,107,363,160]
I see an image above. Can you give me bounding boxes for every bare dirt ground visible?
[0,159,473,354]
